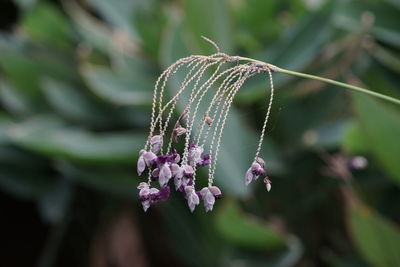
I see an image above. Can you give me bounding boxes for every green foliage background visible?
[0,0,400,266]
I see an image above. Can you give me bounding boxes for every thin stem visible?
[216,56,400,106]
[276,68,400,105]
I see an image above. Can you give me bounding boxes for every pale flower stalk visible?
[136,37,275,212]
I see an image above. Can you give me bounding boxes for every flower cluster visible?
[136,39,275,212]
[137,135,220,212]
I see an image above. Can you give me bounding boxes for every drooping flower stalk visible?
[195,66,242,145]
[137,51,275,212]
[208,66,260,185]
[139,32,400,212]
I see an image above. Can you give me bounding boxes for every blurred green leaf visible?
[383,0,400,10]
[0,80,36,116]
[57,162,137,197]
[64,1,113,52]
[216,199,285,249]
[133,1,165,58]
[352,94,400,185]
[22,2,72,48]
[241,10,333,99]
[370,45,400,75]
[302,120,351,149]
[258,11,333,84]
[86,0,139,40]
[0,34,78,96]
[7,116,145,164]
[81,64,152,106]
[183,0,233,54]
[41,79,110,125]
[334,2,400,48]
[361,64,400,99]
[342,122,368,154]
[348,202,400,267]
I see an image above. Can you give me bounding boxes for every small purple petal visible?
[159,164,172,187]
[174,176,182,191]
[151,168,160,178]
[200,187,215,212]
[209,186,222,199]
[150,135,163,154]
[156,155,168,166]
[137,182,149,190]
[349,156,368,170]
[139,188,150,199]
[185,186,200,212]
[156,186,170,201]
[137,156,146,176]
[139,149,146,156]
[172,153,181,164]
[256,157,266,168]
[183,165,194,178]
[251,162,262,172]
[149,188,159,195]
[245,167,254,186]
[141,200,151,212]
[170,163,182,176]
[188,144,204,167]
[143,151,157,166]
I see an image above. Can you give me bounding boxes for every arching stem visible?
[218,56,400,106]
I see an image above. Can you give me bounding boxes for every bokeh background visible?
[1,0,400,266]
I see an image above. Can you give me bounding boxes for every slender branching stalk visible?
[136,37,400,213]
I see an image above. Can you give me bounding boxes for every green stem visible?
[236,56,400,105]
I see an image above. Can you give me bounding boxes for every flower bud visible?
[263,177,272,192]
[205,116,213,126]
[150,135,163,154]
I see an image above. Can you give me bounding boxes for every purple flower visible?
[137,182,149,191]
[183,165,194,178]
[173,125,187,143]
[143,151,157,166]
[137,183,170,212]
[150,135,163,154]
[245,162,265,185]
[137,156,146,176]
[349,156,368,170]
[151,168,160,178]
[188,144,204,166]
[256,157,266,168]
[197,153,211,167]
[156,155,168,166]
[159,163,172,187]
[185,186,200,212]
[137,184,160,212]
[209,186,222,199]
[171,163,184,190]
[170,151,181,164]
[263,177,272,192]
[155,152,181,168]
[200,187,215,212]
[156,186,170,201]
